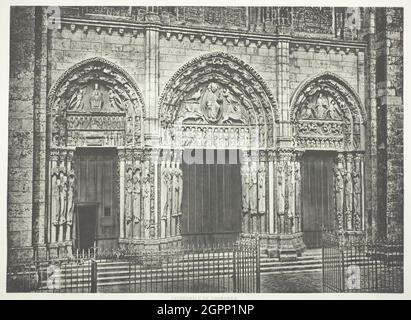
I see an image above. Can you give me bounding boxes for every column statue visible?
[142,162,151,239]
[58,168,67,242]
[353,154,362,231]
[125,167,134,238]
[65,170,76,242]
[241,164,250,233]
[344,154,354,230]
[334,154,345,232]
[294,159,302,233]
[132,164,141,238]
[277,162,285,233]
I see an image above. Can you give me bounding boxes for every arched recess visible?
[48,57,146,148]
[156,52,279,243]
[158,52,279,149]
[290,71,366,152]
[290,72,367,243]
[46,57,147,253]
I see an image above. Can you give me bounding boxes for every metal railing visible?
[7,238,260,293]
[322,232,403,293]
[7,258,96,293]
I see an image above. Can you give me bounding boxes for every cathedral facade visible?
[8,7,403,263]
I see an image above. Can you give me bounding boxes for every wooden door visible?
[301,152,335,248]
[74,148,119,250]
[181,149,242,245]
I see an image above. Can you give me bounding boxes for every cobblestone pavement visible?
[261,271,323,293]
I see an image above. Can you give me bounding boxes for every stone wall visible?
[8,7,36,262]
[375,8,403,240]
[7,7,404,261]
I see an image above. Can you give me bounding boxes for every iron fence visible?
[7,258,96,293]
[7,238,260,293]
[322,232,403,293]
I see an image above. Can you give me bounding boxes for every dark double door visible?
[301,152,336,248]
[181,149,242,245]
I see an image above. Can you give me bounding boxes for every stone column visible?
[159,160,167,238]
[144,25,160,147]
[118,148,126,240]
[257,160,267,233]
[267,150,276,235]
[293,152,303,233]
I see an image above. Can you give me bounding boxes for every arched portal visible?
[158,52,278,245]
[291,72,366,247]
[47,57,146,254]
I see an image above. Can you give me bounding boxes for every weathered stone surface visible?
[7,6,403,261]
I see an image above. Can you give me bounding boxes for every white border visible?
[0,0,409,300]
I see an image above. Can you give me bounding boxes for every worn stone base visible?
[241,232,305,260]
[342,230,366,242]
[119,236,183,251]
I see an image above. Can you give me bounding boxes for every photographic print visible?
[6,4,404,295]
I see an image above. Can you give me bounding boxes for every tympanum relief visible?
[177,82,249,125]
[293,75,364,151]
[49,59,144,148]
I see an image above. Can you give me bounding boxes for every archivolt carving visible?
[291,72,365,151]
[48,57,145,148]
[158,52,278,148]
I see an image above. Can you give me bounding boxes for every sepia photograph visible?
[4,2,405,296]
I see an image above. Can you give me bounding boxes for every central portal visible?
[181,149,242,245]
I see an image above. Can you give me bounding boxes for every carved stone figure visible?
[325,99,342,120]
[179,89,206,123]
[221,88,248,124]
[241,164,250,233]
[249,164,258,216]
[353,155,362,230]
[51,167,60,242]
[171,168,180,216]
[68,88,85,111]
[241,164,250,213]
[162,167,172,219]
[89,83,104,111]
[142,164,151,239]
[177,81,249,125]
[65,170,76,241]
[125,167,134,238]
[315,93,328,119]
[108,88,125,112]
[334,155,345,231]
[257,163,266,214]
[56,168,67,242]
[132,165,141,238]
[345,154,354,230]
